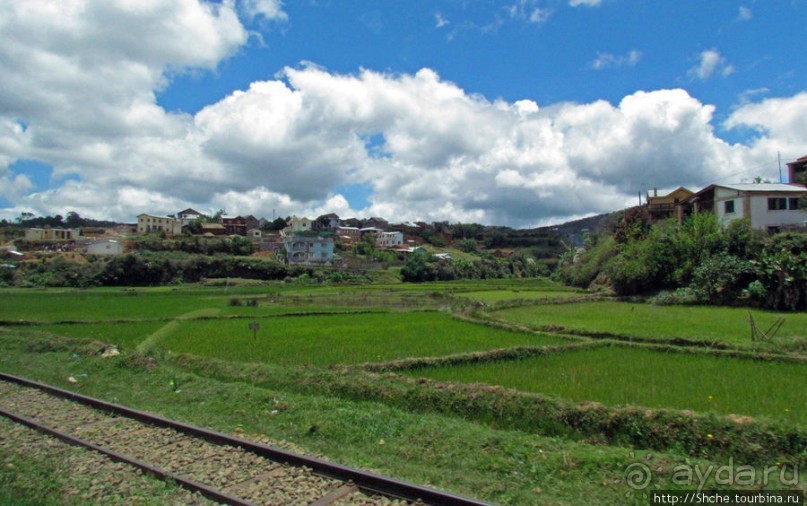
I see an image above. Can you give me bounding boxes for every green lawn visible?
[493,301,807,348]
[405,346,805,424]
[158,312,569,366]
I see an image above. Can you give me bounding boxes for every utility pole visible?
[778,152,782,183]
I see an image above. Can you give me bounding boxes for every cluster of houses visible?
[132,211,450,266]
[20,210,448,265]
[646,156,807,233]
[22,227,125,256]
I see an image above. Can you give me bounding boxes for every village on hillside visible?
[2,154,807,269]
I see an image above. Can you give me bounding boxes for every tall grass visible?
[35,321,166,348]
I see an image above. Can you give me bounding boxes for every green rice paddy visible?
[405,346,805,424]
[157,312,569,366]
[2,282,804,425]
[493,301,807,347]
[455,289,583,304]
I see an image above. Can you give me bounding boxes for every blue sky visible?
[161,1,803,120]
[1,0,805,226]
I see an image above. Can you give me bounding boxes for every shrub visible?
[753,233,807,310]
[456,239,478,253]
[400,253,437,282]
[614,206,652,244]
[690,253,754,305]
[604,236,673,295]
[555,235,617,288]
[744,280,767,303]
[649,287,701,306]
[671,213,725,285]
[723,218,764,259]
[0,266,15,286]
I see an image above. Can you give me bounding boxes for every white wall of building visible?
[714,186,806,230]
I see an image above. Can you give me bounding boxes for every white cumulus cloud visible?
[690,49,735,80]
[239,0,287,21]
[591,50,641,70]
[0,0,805,228]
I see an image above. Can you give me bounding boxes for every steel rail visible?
[0,407,254,506]
[0,371,490,506]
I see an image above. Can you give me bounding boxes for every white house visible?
[177,208,205,226]
[376,231,404,248]
[86,239,123,255]
[690,183,807,232]
[137,214,183,235]
[285,216,312,234]
[25,228,80,241]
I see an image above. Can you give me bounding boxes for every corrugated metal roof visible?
[716,183,807,192]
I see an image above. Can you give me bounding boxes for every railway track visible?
[0,372,489,506]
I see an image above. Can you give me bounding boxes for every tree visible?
[185,217,203,235]
[400,252,436,282]
[753,233,807,310]
[672,212,724,285]
[16,212,34,224]
[691,253,754,305]
[614,206,652,244]
[261,217,288,231]
[456,239,478,253]
[65,211,83,228]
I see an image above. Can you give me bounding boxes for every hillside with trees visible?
[554,208,807,310]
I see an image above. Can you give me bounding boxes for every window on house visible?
[767,198,787,211]
[724,200,735,214]
[789,198,801,210]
